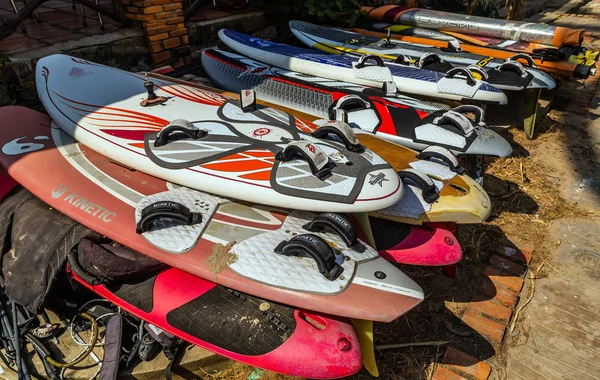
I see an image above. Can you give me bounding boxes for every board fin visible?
[351,319,379,377]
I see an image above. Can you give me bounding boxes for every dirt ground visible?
[189,82,599,380]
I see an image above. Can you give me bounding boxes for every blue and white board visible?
[218,29,508,104]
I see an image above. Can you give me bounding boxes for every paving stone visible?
[441,347,491,379]
[432,366,468,380]
[469,295,513,324]
[489,255,527,276]
[478,280,520,308]
[462,309,506,343]
[482,266,524,293]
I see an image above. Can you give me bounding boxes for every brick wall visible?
[120,0,191,68]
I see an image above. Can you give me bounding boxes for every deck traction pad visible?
[166,287,296,356]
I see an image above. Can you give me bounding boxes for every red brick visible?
[143,20,166,28]
[175,23,184,29]
[165,16,184,25]
[462,309,506,343]
[170,28,187,37]
[119,0,132,5]
[143,6,164,14]
[133,0,153,6]
[479,281,519,309]
[124,12,137,19]
[441,347,491,380]
[173,9,183,16]
[494,245,532,265]
[146,26,161,36]
[150,41,163,52]
[134,14,156,21]
[148,32,169,42]
[163,3,182,11]
[483,266,524,293]
[469,296,512,324]
[163,37,181,49]
[155,11,175,19]
[156,25,177,34]
[489,255,527,276]
[181,35,188,45]
[152,50,171,64]
[126,6,139,13]
[151,0,171,4]
[432,366,466,380]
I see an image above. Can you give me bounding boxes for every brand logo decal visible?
[306,144,316,154]
[52,184,69,199]
[1,136,49,156]
[476,56,495,67]
[252,127,271,138]
[51,185,116,223]
[368,172,389,187]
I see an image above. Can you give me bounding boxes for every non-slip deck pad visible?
[230,210,378,293]
[135,188,222,253]
[166,287,295,356]
[105,271,295,356]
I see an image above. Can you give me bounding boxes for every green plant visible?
[267,0,365,26]
[0,54,10,68]
[471,0,501,18]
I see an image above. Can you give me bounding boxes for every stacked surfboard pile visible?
[0,9,594,377]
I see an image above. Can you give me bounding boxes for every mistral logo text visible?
[51,185,116,222]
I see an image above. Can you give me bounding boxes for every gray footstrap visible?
[417,52,443,69]
[416,146,464,174]
[154,119,207,147]
[276,141,331,180]
[329,94,370,119]
[507,53,536,68]
[399,168,440,204]
[453,105,487,127]
[496,61,528,78]
[445,67,477,86]
[312,120,364,153]
[466,65,489,80]
[352,54,393,83]
[433,110,475,136]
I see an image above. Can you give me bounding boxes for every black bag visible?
[0,188,91,313]
[74,235,165,283]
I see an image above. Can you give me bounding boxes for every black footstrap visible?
[154,120,207,147]
[399,169,440,204]
[136,201,202,234]
[274,234,344,281]
[303,213,366,253]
